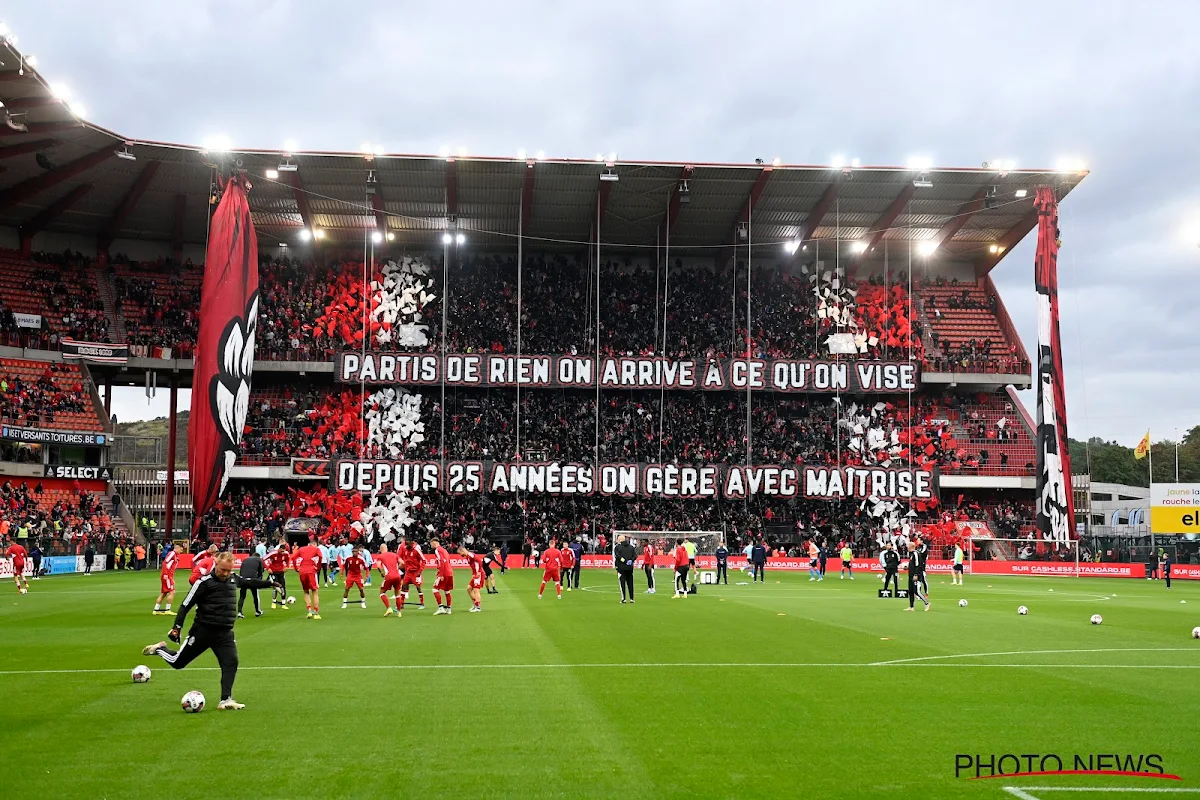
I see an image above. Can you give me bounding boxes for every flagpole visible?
[1148,428,1154,561]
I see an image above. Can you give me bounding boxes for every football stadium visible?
[1,11,1198,800]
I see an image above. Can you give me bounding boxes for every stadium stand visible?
[0,359,104,432]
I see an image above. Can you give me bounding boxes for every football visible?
[19,587,27,595]
[181,691,205,713]
[1191,627,1200,639]
[1090,614,1103,625]
[958,599,968,607]
[286,596,296,604]
[131,665,151,683]
[1017,606,1029,615]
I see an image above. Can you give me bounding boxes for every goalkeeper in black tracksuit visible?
[141,552,279,709]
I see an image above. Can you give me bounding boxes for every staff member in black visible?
[613,534,638,604]
[141,552,279,709]
[237,551,266,618]
[904,538,930,611]
[881,543,901,596]
[1162,552,1173,589]
[715,541,729,585]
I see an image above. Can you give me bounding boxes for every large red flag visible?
[189,175,259,530]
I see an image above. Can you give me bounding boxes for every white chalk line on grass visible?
[1006,788,1200,795]
[4,654,1199,677]
[871,647,1198,666]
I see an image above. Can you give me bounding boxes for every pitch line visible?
[3,659,1200,677]
[1008,789,1200,794]
[870,647,1198,666]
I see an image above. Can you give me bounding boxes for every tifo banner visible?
[1033,186,1075,543]
[338,352,919,394]
[14,312,42,329]
[189,174,259,532]
[1149,483,1200,534]
[334,459,937,500]
[1,425,106,446]
[954,520,993,538]
[61,339,129,364]
[44,465,112,480]
[291,458,331,478]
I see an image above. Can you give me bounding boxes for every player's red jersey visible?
[401,544,423,574]
[161,549,178,575]
[343,554,366,580]
[468,556,487,587]
[560,546,575,569]
[434,546,453,578]
[190,554,214,584]
[5,543,27,563]
[293,544,323,575]
[541,547,562,571]
[643,544,655,564]
[673,545,689,568]
[264,547,290,573]
[375,551,401,580]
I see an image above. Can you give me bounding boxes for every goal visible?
[613,530,724,555]
[965,537,1081,574]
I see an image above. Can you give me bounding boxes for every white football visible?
[19,587,27,595]
[1191,627,1200,639]
[286,596,296,604]
[181,690,205,713]
[958,599,968,607]
[1090,614,1103,625]
[131,665,152,683]
[1017,606,1029,615]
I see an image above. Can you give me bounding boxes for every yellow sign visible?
[1150,483,1200,534]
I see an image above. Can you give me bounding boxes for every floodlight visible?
[386,232,395,241]
[442,233,453,245]
[784,240,800,255]
[830,154,845,169]
[265,169,279,180]
[371,231,383,244]
[851,241,869,254]
[299,229,312,242]
[907,155,933,171]
[917,240,938,257]
[455,232,466,245]
[312,229,325,240]
[1015,189,1028,198]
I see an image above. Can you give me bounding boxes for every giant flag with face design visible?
[189,174,259,530]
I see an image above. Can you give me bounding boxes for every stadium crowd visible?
[0,363,91,427]
[0,480,118,555]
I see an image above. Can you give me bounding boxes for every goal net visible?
[613,530,723,556]
[966,537,1080,572]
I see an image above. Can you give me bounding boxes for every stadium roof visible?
[0,45,1087,270]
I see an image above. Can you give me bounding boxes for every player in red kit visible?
[400,536,426,610]
[672,538,690,599]
[430,537,454,615]
[642,540,657,595]
[154,543,184,614]
[265,542,291,609]
[190,545,218,585]
[293,537,324,619]
[5,539,29,594]
[560,542,576,591]
[458,544,484,612]
[374,543,404,617]
[538,538,563,600]
[341,545,368,609]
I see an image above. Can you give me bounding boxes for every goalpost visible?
[967,537,1081,576]
[612,530,725,587]
[612,530,724,556]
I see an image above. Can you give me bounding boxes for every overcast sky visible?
[8,1,1199,445]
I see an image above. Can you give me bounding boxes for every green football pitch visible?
[1,567,1198,799]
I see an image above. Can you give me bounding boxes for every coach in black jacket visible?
[142,552,278,709]
[613,535,638,604]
